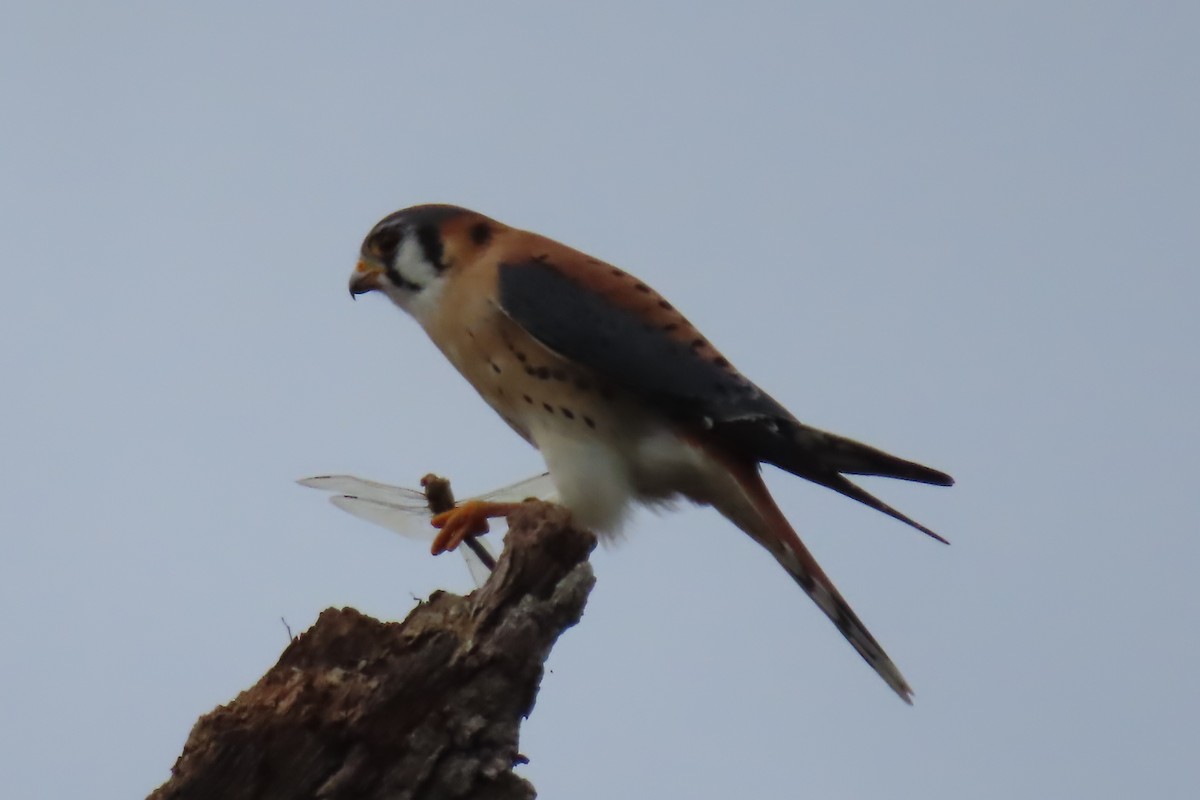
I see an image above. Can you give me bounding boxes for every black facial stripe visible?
[415,225,445,272]
[385,263,421,292]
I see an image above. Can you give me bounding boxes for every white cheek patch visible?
[393,236,441,289]
[379,234,448,326]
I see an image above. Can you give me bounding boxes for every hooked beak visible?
[349,260,384,297]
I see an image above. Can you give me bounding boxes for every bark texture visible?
[150,501,595,800]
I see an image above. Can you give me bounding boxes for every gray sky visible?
[2,3,1197,797]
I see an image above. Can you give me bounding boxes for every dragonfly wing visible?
[298,475,428,506]
[301,472,557,506]
[327,495,438,540]
[300,472,555,588]
[474,472,559,504]
[461,541,498,588]
[332,495,496,587]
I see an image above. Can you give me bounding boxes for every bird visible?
[348,203,952,702]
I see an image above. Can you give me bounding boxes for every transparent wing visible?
[327,494,442,540]
[298,475,429,509]
[473,472,559,504]
[298,472,555,588]
[327,495,497,586]
[459,542,496,588]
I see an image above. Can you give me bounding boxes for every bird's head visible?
[351,204,501,322]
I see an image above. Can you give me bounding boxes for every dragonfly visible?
[298,472,558,587]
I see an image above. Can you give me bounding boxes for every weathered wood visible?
[150,502,595,800]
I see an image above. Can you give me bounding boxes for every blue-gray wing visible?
[497,259,787,422]
[497,259,953,541]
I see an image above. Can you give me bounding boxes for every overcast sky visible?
[2,3,1197,798]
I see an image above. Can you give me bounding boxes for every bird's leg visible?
[429,501,524,555]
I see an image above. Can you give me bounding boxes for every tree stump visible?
[150,501,596,800]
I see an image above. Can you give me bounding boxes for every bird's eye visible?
[368,227,402,261]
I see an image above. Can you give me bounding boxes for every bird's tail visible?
[716,460,915,703]
[771,422,954,544]
[788,424,954,486]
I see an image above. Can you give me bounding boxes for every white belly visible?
[529,412,742,538]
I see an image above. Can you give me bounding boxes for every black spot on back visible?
[470,222,492,245]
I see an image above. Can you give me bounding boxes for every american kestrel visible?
[349,204,952,702]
